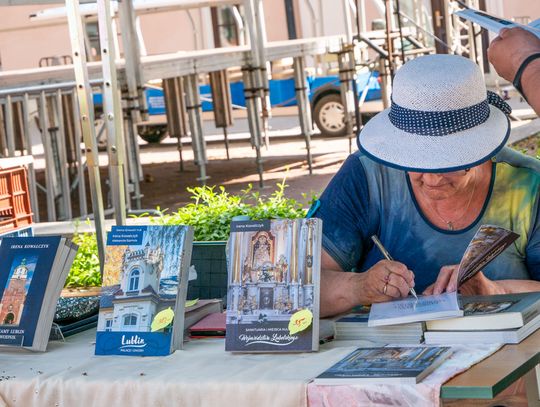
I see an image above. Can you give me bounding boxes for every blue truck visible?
[130,71,381,143]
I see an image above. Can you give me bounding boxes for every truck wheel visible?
[139,125,168,143]
[313,93,346,137]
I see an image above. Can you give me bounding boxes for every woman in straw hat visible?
[310,54,540,317]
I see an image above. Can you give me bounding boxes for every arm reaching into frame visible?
[488,27,540,115]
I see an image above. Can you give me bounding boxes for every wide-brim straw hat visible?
[358,54,511,172]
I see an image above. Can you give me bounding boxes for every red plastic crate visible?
[0,167,33,234]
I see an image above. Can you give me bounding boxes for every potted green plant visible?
[149,181,308,302]
[62,180,310,306]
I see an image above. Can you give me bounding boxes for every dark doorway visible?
[3,312,15,325]
[430,0,448,54]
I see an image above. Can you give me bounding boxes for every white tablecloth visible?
[0,330,500,407]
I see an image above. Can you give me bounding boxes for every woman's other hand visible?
[424,265,459,295]
[459,271,506,296]
[424,265,505,296]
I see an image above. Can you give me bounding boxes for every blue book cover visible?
[95,225,193,356]
[0,236,63,348]
[225,219,322,352]
[314,346,452,385]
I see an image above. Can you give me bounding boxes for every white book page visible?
[455,9,540,38]
[368,292,462,327]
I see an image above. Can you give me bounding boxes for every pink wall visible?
[0,1,536,71]
[501,1,540,23]
[262,1,288,41]
[139,10,199,54]
[0,5,71,70]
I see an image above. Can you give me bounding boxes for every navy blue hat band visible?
[388,91,511,136]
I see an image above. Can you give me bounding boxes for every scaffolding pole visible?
[65,0,106,271]
[21,93,39,222]
[97,0,127,226]
[293,56,313,174]
[242,66,264,188]
[184,74,208,183]
[118,0,144,209]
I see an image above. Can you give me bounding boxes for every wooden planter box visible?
[188,241,228,304]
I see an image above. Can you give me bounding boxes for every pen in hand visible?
[370,235,418,300]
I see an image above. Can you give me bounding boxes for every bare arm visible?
[320,252,364,317]
[488,27,540,115]
[320,249,415,317]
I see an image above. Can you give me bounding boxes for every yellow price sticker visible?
[288,309,313,335]
[185,299,199,308]
[151,307,175,332]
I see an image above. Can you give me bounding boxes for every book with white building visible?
[95,225,193,356]
[225,218,322,352]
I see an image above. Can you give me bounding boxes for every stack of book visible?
[335,306,424,344]
[424,292,540,344]
[0,236,78,351]
[189,312,226,338]
[184,299,223,332]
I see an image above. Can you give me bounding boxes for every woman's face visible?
[408,168,474,200]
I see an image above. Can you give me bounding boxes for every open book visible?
[455,7,540,38]
[368,225,519,327]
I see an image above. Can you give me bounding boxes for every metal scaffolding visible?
[0,0,483,270]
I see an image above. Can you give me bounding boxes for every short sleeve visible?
[526,194,540,280]
[308,154,375,271]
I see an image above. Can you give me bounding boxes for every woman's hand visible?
[459,272,506,296]
[423,265,459,295]
[359,260,415,303]
[423,265,505,296]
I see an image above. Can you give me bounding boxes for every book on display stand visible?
[225,218,323,352]
[0,236,78,352]
[95,225,194,356]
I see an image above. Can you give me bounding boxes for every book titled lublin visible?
[225,218,322,352]
[313,346,452,385]
[95,225,193,356]
[0,236,78,351]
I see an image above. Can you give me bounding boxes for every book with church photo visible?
[0,236,78,352]
[95,225,194,356]
[368,225,519,327]
[313,346,452,385]
[225,218,322,352]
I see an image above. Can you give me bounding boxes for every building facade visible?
[97,242,165,333]
[0,259,31,326]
